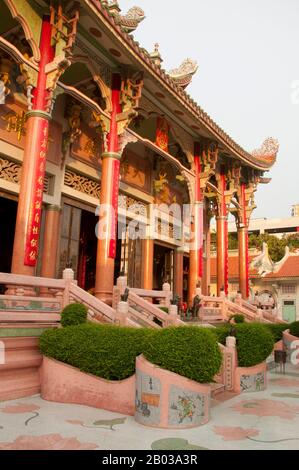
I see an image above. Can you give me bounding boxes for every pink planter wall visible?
[135,355,210,429]
[234,362,267,393]
[41,357,135,415]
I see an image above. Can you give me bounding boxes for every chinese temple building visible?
[0,0,279,307]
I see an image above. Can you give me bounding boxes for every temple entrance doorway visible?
[78,210,97,292]
[114,222,142,288]
[59,202,97,292]
[153,243,174,291]
[0,195,17,275]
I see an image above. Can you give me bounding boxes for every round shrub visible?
[235,323,274,367]
[143,326,222,384]
[60,303,88,327]
[39,323,153,380]
[289,321,299,338]
[230,314,245,324]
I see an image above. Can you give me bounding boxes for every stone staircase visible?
[199,293,285,324]
[0,336,42,400]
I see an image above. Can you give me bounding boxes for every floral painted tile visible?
[231,399,299,420]
[270,378,299,387]
[151,438,208,450]
[213,426,260,441]
[1,403,40,425]
[0,434,98,450]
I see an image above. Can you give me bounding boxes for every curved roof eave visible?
[85,0,277,171]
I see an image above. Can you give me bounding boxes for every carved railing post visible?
[162,282,171,307]
[62,268,75,308]
[116,300,129,326]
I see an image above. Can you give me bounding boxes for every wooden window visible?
[282,284,296,294]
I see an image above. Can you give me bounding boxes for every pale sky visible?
[122,0,299,218]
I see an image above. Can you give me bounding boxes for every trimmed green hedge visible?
[212,323,275,367]
[39,323,153,380]
[230,314,245,324]
[235,323,274,367]
[264,323,290,342]
[61,303,88,327]
[143,326,222,384]
[289,321,299,338]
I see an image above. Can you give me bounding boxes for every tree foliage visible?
[248,233,299,262]
[212,231,299,262]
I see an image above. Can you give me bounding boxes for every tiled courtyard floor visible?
[1,365,299,450]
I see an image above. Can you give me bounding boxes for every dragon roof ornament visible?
[168,59,198,89]
[251,137,279,164]
[104,1,145,33]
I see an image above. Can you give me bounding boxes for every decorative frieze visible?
[64,168,149,216]
[64,169,101,199]
[0,156,52,195]
[0,156,21,184]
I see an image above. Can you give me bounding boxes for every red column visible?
[95,74,122,304]
[188,143,203,305]
[202,202,211,295]
[174,248,184,299]
[11,17,54,275]
[40,205,61,279]
[216,172,228,296]
[142,235,154,290]
[238,183,249,298]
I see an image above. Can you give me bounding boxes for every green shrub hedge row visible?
[40,324,222,383]
[289,321,299,338]
[234,324,274,367]
[40,324,152,381]
[212,323,275,367]
[142,327,222,384]
[40,317,290,383]
[264,323,290,342]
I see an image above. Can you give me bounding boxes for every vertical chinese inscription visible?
[24,121,48,266]
[109,159,120,258]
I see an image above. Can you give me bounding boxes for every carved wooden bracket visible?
[117,71,143,135]
[89,112,111,153]
[44,5,80,112]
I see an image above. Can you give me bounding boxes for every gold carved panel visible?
[120,149,151,192]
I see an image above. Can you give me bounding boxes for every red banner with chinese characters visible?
[108,159,120,259]
[24,119,49,266]
[155,117,169,152]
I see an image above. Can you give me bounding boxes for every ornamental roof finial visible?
[168,59,198,89]
[251,137,279,163]
[150,43,163,66]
